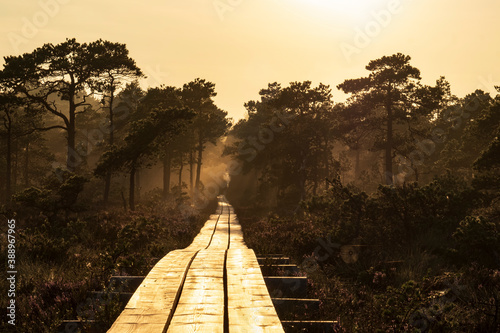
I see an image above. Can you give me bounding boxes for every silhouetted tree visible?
[95,103,193,210]
[137,86,185,198]
[181,79,230,191]
[432,90,497,179]
[229,81,336,207]
[89,40,144,205]
[337,53,443,185]
[0,91,23,201]
[0,38,142,172]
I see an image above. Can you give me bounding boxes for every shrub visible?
[452,216,500,268]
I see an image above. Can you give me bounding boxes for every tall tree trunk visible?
[13,139,18,188]
[385,101,394,185]
[103,174,111,205]
[324,139,330,190]
[5,115,12,202]
[299,153,307,203]
[178,153,184,188]
[195,139,203,190]
[163,152,171,198]
[104,90,115,206]
[355,147,361,180]
[189,150,194,191]
[108,89,115,146]
[129,162,136,211]
[136,170,141,200]
[121,190,127,211]
[24,141,30,188]
[66,91,78,171]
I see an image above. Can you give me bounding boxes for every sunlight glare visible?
[295,0,386,21]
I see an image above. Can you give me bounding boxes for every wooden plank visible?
[186,219,218,250]
[229,216,247,249]
[166,250,226,333]
[227,248,285,332]
[108,250,196,333]
[207,219,229,250]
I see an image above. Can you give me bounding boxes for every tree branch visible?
[34,124,68,132]
[20,88,71,128]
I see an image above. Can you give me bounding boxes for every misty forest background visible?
[0,39,499,332]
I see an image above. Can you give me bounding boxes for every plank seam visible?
[162,250,200,333]
[164,198,226,331]
[223,199,230,332]
[205,198,224,249]
[223,249,229,333]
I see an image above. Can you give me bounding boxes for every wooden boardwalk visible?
[108,196,284,332]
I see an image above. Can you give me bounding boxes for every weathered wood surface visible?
[108,196,284,332]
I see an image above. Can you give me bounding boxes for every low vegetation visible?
[231,175,500,332]
[0,173,216,332]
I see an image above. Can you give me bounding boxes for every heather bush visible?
[233,174,500,331]
[452,216,500,268]
[0,193,215,332]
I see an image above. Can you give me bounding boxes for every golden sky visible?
[1,0,499,120]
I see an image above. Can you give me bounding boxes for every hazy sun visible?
[296,0,386,20]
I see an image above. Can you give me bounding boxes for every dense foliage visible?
[233,175,500,331]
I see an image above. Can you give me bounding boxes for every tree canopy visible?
[337,53,444,185]
[0,38,143,171]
